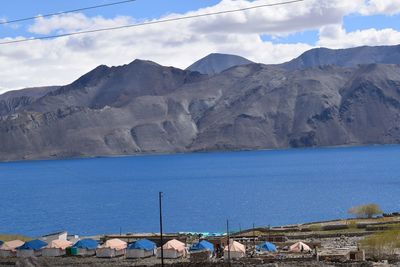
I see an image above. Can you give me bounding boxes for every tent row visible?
[0,238,156,259]
[0,238,312,260]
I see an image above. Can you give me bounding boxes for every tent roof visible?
[162,239,186,253]
[224,241,245,253]
[73,239,98,250]
[0,241,3,246]
[17,239,48,250]
[100,238,127,250]
[0,240,24,251]
[190,240,214,252]
[47,239,73,249]
[128,239,156,251]
[256,242,277,252]
[289,242,311,252]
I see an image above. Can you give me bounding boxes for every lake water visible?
[0,145,399,237]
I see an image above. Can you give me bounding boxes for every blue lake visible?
[0,145,400,237]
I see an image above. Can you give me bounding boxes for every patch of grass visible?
[309,225,323,232]
[360,230,400,260]
[0,234,31,242]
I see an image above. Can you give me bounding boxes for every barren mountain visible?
[186,53,253,75]
[281,45,400,70]
[1,45,400,161]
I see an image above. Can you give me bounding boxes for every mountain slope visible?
[186,53,253,75]
[281,45,400,70]
[1,59,400,161]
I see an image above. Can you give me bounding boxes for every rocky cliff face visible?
[1,45,400,161]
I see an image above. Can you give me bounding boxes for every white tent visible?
[42,239,72,257]
[224,241,246,260]
[96,238,127,258]
[157,239,187,259]
[0,240,24,258]
[289,242,311,253]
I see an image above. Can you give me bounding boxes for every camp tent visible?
[256,242,277,253]
[69,239,98,256]
[157,239,187,259]
[0,241,3,247]
[126,239,156,259]
[289,242,311,253]
[42,239,73,257]
[190,240,214,253]
[0,240,24,258]
[190,240,214,259]
[16,239,48,257]
[224,241,246,259]
[96,238,127,258]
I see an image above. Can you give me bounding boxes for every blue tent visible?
[256,242,277,252]
[128,239,156,251]
[72,239,98,250]
[17,239,48,250]
[190,240,214,253]
[0,241,3,246]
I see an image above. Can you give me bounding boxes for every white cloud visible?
[0,0,399,94]
[360,0,400,15]
[318,25,400,48]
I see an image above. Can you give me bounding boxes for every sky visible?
[0,0,400,93]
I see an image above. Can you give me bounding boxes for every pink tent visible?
[289,242,311,253]
[47,239,73,249]
[162,239,186,253]
[224,241,245,253]
[100,239,127,250]
[0,240,25,251]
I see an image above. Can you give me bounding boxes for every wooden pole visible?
[159,192,164,267]
[227,219,231,264]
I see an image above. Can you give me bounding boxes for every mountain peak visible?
[281,44,400,70]
[186,53,253,75]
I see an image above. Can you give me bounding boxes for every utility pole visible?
[227,219,231,265]
[159,192,164,267]
[253,223,256,248]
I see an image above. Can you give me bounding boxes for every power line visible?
[0,0,137,25]
[0,0,305,45]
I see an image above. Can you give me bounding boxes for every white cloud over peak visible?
[318,25,400,48]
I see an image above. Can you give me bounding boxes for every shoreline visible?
[1,142,399,164]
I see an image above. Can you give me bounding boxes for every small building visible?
[96,238,127,258]
[0,240,25,258]
[349,250,365,261]
[41,231,68,244]
[16,239,48,257]
[157,239,187,259]
[126,239,156,259]
[42,239,73,257]
[68,239,98,256]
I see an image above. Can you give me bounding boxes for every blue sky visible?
[1,1,400,44]
[0,0,400,91]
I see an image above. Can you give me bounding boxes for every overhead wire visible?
[0,0,305,45]
[0,0,137,25]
